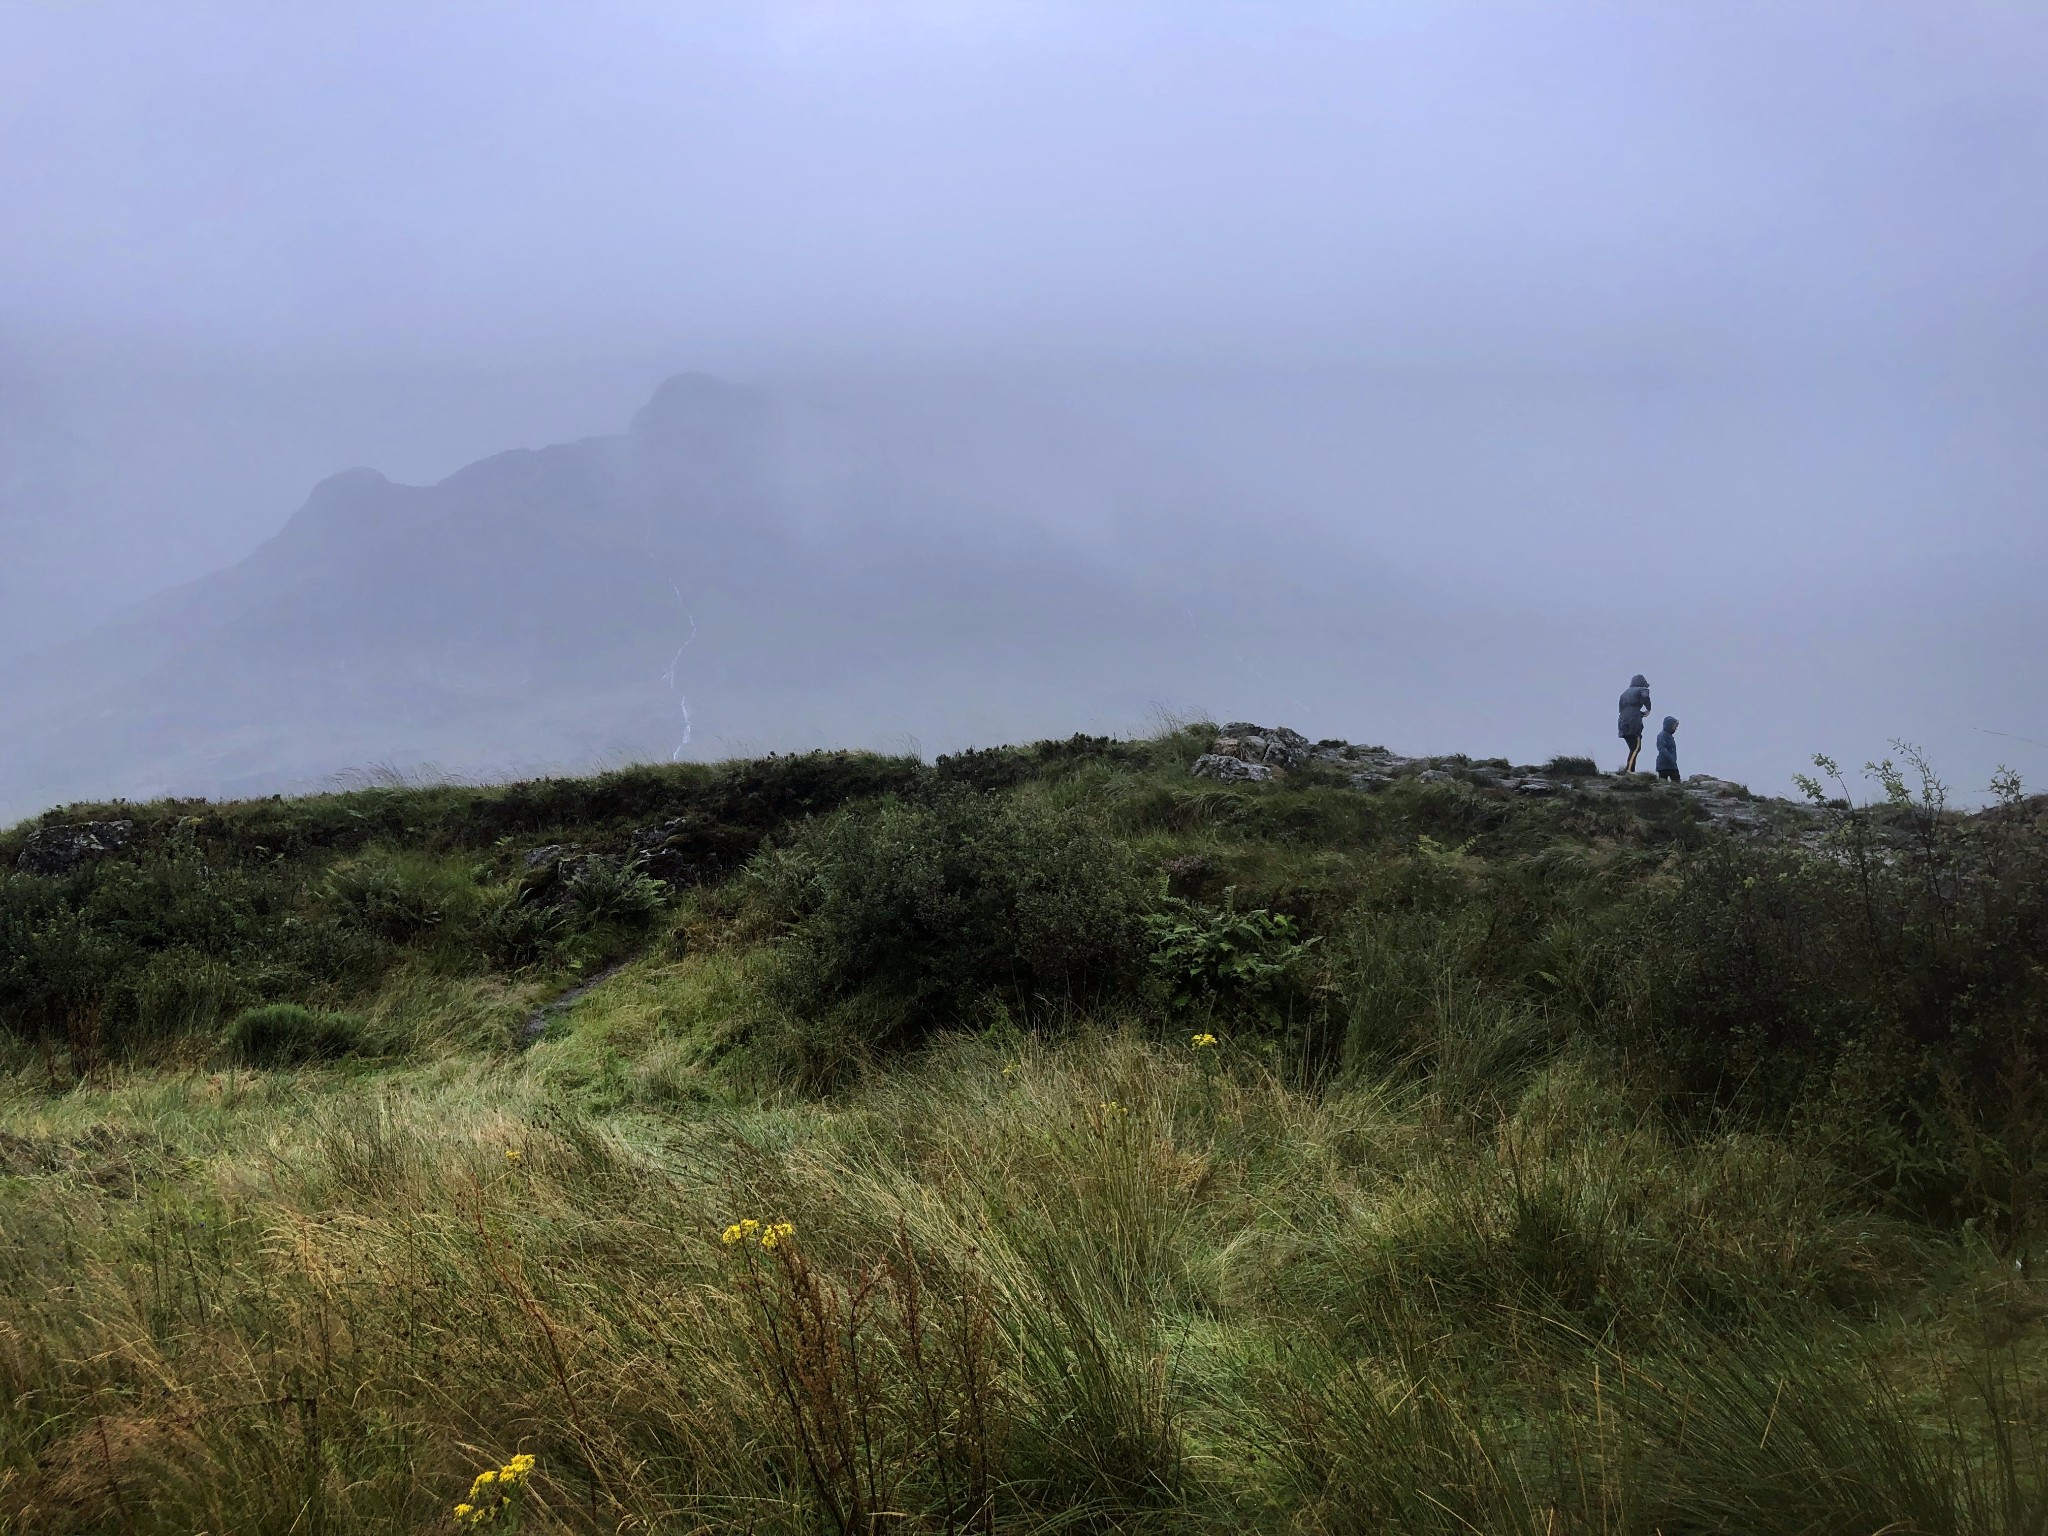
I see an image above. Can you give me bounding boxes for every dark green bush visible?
[129,947,247,1044]
[225,1003,372,1067]
[0,904,131,1046]
[1541,754,1601,777]
[931,745,1032,792]
[74,856,283,955]
[1596,758,2048,1228]
[755,788,1153,1059]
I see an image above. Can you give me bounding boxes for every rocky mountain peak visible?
[628,373,773,457]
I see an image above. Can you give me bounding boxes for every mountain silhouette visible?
[0,374,1388,819]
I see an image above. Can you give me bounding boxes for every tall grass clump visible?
[1263,1317,2048,1536]
[224,1002,374,1066]
[0,1028,2042,1535]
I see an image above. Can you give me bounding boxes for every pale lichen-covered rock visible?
[1192,754,1277,784]
[1214,724,1312,769]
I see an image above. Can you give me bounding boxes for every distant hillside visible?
[0,374,1395,822]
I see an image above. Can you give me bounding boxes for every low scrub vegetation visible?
[0,727,2043,1532]
[749,787,1152,1078]
[223,1002,374,1067]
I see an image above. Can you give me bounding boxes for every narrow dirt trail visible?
[518,959,633,1044]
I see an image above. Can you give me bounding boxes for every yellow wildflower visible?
[504,1146,522,1164]
[455,1453,537,1526]
[1001,1063,1017,1077]
[1191,1033,1218,1048]
[721,1217,762,1246]
[762,1220,796,1251]
[1100,1100,1128,1116]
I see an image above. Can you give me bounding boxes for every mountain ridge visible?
[0,374,1386,821]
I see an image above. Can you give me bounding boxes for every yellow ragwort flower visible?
[453,1453,537,1527]
[1100,1100,1128,1116]
[454,1453,536,1526]
[721,1217,763,1246]
[1191,1033,1218,1048]
[505,1146,522,1163]
[761,1220,796,1251]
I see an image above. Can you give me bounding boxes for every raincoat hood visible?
[1630,674,1649,688]
[1662,716,1678,731]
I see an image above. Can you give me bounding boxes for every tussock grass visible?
[2,728,2044,1530]
[2,1022,2040,1533]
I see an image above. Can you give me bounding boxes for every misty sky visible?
[4,2,2046,802]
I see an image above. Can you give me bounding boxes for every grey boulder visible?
[1215,724,1312,769]
[1192,754,1278,784]
[16,820,134,876]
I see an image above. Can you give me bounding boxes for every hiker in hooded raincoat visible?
[1655,716,1680,782]
[1617,674,1652,773]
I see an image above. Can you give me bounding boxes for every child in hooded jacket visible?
[1655,716,1680,782]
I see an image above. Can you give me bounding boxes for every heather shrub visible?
[754,788,1153,1063]
[1605,754,2048,1228]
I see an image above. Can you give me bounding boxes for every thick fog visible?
[3,2,2045,821]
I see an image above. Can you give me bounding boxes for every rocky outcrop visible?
[1197,724,1415,787]
[1679,775,1778,833]
[629,817,722,887]
[1191,754,1277,784]
[517,817,722,901]
[1186,723,1820,839]
[16,820,133,875]
[1213,724,1314,770]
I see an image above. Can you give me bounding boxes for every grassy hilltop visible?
[2,725,2046,1534]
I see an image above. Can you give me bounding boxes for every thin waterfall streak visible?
[672,694,694,759]
[661,587,699,759]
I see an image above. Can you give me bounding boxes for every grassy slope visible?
[1,731,2044,1533]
